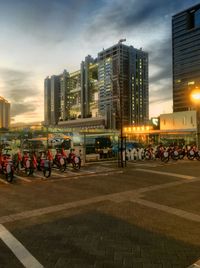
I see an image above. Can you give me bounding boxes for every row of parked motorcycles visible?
[0,148,81,183]
[144,145,200,163]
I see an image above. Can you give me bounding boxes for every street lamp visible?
[190,87,200,148]
[117,38,126,167]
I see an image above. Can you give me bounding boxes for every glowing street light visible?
[191,92,200,100]
[190,87,200,148]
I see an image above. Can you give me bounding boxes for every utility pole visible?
[117,39,126,168]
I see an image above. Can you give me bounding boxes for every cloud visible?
[85,0,188,40]
[149,77,172,105]
[0,0,105,45]
[149,38,172,84]
[0,68,40,117]
[11,103,36,116]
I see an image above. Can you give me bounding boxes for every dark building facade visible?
[172,4,200,112]
[98,42,148,129]
[44,77,51,125]
[50,75,61,125]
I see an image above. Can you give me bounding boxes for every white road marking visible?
[132,199,200,222]
[188,262,200,268]
[135,168,196,180]
[14,175,32,182]
[0,178,9,185]
[32,173,44,179]
[0,224,43,268]
[51,172,66,178]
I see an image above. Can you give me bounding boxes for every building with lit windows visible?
[60,70,71,121]
[69,70,81,120]
[172,3,200,112]
[81,55,99,119]
[123,111,197,145]
[44,42,149,130]
[0,97,10,129]
[98,43,148,129]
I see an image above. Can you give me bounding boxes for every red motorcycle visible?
[0,149,14,182]
[21,150,35,176]
[53,148,67,172]
[13,149,23,174]
[67,149,81,170]
[37,151,52,178]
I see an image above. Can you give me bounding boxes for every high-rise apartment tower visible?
[98,42,148,129]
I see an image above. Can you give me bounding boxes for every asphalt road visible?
[0,159,200,268]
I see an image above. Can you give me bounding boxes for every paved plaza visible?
[0,159,200,267]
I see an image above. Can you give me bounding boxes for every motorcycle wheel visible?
[196,151,200,161]
[14,162,21,174]
[171,154,179,161]
[161,151,169,162]
[161,156,169,163]
[59,163,66,172]
[145,152,151,160]
[43,167,51,178]
[73,157,81,170]
[6,171,13,182]
[59,158,66,172]
[187,154,195,160]
[179,154,185,160]
[72,163,80,170]
[25,168,31,176]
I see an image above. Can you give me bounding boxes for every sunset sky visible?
[0,0,199,124]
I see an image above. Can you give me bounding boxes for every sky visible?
[0,0,199,124]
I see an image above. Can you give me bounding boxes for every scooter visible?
[0,149,14,182]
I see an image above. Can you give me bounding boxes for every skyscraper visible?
[50,75,61,125]
[60,70,70,121]
[172,3,200,112]
[0,97,10,129]
[98,42,148,129]
[44,76,51,125]
[81,55,98,118]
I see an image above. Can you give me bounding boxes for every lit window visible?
[188,81,195,85]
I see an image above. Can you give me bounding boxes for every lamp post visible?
[117,38,126,168]
[190,87,200,148]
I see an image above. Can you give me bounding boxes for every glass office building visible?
[172,4,200,112]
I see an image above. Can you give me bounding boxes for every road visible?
[0,159,200,267]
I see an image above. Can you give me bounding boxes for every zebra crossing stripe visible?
[0,224,43,268]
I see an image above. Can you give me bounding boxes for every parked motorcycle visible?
[67,149,81,170]
[0,149,14,182]
[37,151,52,178]
[21,150,35,176]
[53,148,67,172]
